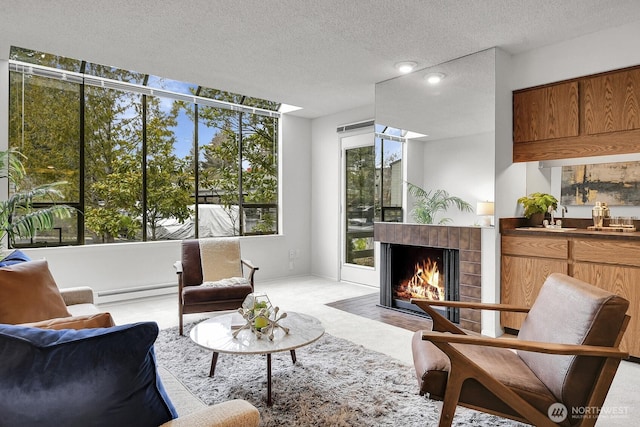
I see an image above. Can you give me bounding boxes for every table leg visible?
[267,354,272,406]
[290,349,297,364]
[209,352,219,377]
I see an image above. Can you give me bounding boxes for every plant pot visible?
[529,212,545,227]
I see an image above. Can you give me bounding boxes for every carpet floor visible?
[155,323,529,426]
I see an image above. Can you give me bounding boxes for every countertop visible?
[500,217,640,241]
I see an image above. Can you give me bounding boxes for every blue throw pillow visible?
[0,249,31,267]
[0,321,177,427]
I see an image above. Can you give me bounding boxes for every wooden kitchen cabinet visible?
[512,64,640,162]
[583,67,640,135]
[501,255,568,329]
[573,262,640,358]
[572,239,640,357]
[513,81,579,143]
[500,235,568,329]
[501,231,640,357]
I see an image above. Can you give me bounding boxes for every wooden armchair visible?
[175,237,258,335]
[411,273,630,427]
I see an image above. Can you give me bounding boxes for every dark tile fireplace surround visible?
[374,223,482,333]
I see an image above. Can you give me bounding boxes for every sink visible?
[517,227,577,232]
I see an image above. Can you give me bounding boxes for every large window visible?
[8,47,280,247]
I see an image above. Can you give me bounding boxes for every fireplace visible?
[374,223,482,332]
[380,243,460,322]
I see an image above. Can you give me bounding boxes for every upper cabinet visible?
[513,81,579,143]
[583,68,640,135]
[513,65,640,162]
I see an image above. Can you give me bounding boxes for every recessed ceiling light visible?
[395,61,417,74]
[424,72,445,85]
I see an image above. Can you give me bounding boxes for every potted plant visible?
[407,182,473,225]
[517,192,558,225]
[0,149,74,251]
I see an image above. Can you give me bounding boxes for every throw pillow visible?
[0,321,177,427]
[0,249,31,267]
[21,312,115,330]
[0,259,71,324]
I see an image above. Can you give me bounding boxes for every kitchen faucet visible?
[560,205,568,219]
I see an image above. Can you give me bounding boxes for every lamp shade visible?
[476,202,494,216]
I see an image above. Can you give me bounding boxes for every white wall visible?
[310,105,374,280]
[419,132,495,226]
[491,48,525,336]
[510,20,640,219]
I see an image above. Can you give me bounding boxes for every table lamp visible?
[477,201,494,227]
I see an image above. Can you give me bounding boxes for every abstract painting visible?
[561,161,640,206]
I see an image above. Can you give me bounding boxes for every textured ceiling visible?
[1,0,640,118]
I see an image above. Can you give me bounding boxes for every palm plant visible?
[407,182,473,225]
[0,149,74,249]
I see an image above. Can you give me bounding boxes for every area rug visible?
[155,323,529,426]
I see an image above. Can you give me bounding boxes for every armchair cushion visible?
[0,259,71,324]
[518,273,629,411]
[184,277,252,304]
[0,321,177,427]
[411,331,557,421]
[199,237,243,282]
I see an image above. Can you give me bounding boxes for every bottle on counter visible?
[592,201,604,228]
[601,202,611,226]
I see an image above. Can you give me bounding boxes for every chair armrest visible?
[241,259,258,287]
[59,286,95,306]
[174,261,183,274]
[421,331,629,358]
[241,259,258,272]
[159,399,259,427]
[410,298,530,313]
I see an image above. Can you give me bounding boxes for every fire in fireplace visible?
[394,257,444,301]
[380,243,459,323]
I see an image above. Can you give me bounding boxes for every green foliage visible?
[0,149,74,248]
[250,211,276,234]
[189,94,278,234]
[407,182,473,225]
[517,193,558,218]
[352,237,368,252]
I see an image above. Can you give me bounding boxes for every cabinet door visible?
[573,262,639,357]
[513,82,579,143]
[500,255,568,330]
[583,67,640,135]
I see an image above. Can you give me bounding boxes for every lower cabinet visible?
[501,234,639,357]
[573,263,640,357]
[501,255,568,329]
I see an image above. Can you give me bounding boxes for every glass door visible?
[341,132,379,285]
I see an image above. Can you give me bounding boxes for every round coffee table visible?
[190,311,324,406]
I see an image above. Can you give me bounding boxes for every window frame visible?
[8,58,281,247]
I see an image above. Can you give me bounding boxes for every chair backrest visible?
[517,273,629,413]
[181,238,242,286]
